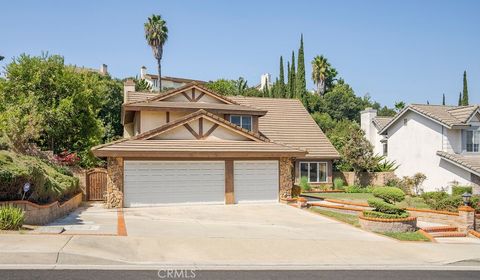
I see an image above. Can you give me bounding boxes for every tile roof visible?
[230,96,340,159]
[372,117,393,130]
[144,74,206,84]
[380,104,480,134]
[126,92,160,103]
[436,151,480,176]
[92,140,306,158]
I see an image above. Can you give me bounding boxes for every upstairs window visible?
[465,130,480,152]
[230,115,252,131]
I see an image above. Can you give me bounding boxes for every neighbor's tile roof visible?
[230,96,340,159]
[436,151,480,176]
[126,92,160,103]
[144,74,206,84]
[92,140,306,158]
[372,117,393,130]
[380,104,480,133]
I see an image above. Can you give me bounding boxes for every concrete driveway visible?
[123,203,391,241]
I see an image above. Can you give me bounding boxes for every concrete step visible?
[422,226,458,233]
[430,232,467,238]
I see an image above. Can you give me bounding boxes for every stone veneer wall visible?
[0,193,83,225]
[279,157,294,200]
[105,157,124,208]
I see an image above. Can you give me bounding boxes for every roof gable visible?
[146,83,239,105]
[135,109,267,142]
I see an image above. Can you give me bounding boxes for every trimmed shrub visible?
[363,210,410,219]
[431,196,462,212]
[345,185,373,193]
[451,186,473,197]
[299,176,311,192]
[0,205,25,230]
[367,198,405,215]
[372,187,406,203]
[333,178,345,190]
[421,191,449,205]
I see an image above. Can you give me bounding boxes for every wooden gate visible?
[86,168,107,201]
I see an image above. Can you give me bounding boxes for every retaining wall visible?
[0,193,83,225]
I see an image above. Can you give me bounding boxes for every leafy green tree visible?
[321,83,365,121]
[289,51,296,99]
[295,34,306,101]
[394,101,406,111]
[205,79,236,95]
[442,93,446,105]
[376,106,397,117]
[278,56,286,98]
[235,77,248,95]
[144,14,168,91]
[341,128,375,182]
[462,70,469,105]
[286,61,291,98]
[311,55,337,95]
[135,78,152,91]
[0,54,122,166]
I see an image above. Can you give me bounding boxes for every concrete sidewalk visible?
[1,233,480,269]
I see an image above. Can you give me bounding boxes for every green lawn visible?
[309,207,430,242]
[309,207,360,227]
[305,192,430,209]
[380,231,430,242]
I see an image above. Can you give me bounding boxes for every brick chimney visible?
[123,79,136,103]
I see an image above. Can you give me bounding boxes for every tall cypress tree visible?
[295,34,306,101]
[286,61,291,98]
[458,92,462,106]
[442,93,445,105]
[278,56,286,98]
[290,51,296,99]
[462,70,469,106]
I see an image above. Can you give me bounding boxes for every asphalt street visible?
[1,270,479,280]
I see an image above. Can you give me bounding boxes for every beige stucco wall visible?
[141,111,167,132]
[386,111,472,192]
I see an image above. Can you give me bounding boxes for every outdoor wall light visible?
[462,192,472,206]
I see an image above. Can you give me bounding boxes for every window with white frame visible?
[230,115,252,131]
[299,162,327,183]
[465,129,480,152]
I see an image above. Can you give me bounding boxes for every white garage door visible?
[124,161,225,207]
[234,160,279,203]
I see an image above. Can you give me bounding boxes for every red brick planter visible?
[359,213,417,232]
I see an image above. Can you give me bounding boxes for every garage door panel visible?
[124,161,225,207]
[234,160,278,203]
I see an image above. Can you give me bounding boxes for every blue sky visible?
[1,0,479,106]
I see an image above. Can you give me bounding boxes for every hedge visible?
[372,187,405,203]
[363,210,410,219]
[367,198,406,215]
[451,186,473,196]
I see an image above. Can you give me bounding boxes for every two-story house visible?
[92,79,339,207]
[139,66,205,91]
[361,104,480,194]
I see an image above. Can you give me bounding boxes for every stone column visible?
[105,157,124,209]
[279,157,294,200]
[458,206,475,232]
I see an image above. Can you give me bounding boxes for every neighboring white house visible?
[361,104,480,194]
[139,66,205,91]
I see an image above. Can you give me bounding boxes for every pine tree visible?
[290,51,296,99]
[458,92,462,106]
[286,61,291,98]
[442,94,445,105]
[462,70,469,106]
[278,56,286,98]
[295,34,306,101]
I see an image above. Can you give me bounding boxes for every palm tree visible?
[311,55,336,95]
[144,15,168,91]
[236,77,248,95]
